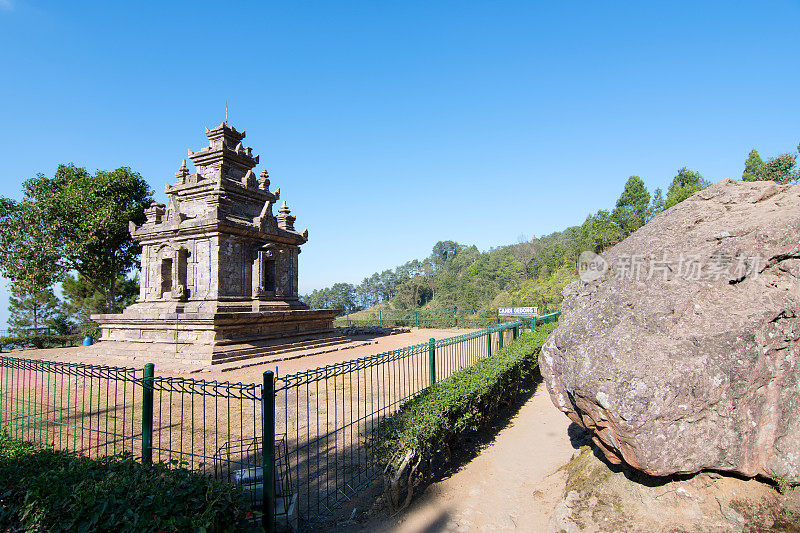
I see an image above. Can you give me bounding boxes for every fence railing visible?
[0,312,560,531]
[272,318,548,527]
[0,357,267,526]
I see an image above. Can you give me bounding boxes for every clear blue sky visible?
[1,1,799,326]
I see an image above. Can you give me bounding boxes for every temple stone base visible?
[91,308,341,364]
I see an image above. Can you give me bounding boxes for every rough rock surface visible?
[336,326,411,337]
[540,179,800,478]
[552,445,800,533]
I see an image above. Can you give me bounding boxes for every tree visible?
[510,235,537,280]
[741,145,799,184]
[394,277,432,309]
[0,198,62,297]
[8,287,61,335]
[611,176,651,236]
[742,149,765,182]
[327,283,358,313]
[0,164,153,313]
[648,187,665,221]
[579,210,623,254]
[61,273,139,328]
[664,167,710,209]
[430,241,463,272]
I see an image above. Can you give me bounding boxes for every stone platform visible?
[92,308,341,364]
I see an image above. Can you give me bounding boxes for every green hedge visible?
[0,334,83,351]
[0,434,253,532]
[374,323,558,465]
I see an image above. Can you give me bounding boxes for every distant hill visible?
[302,143,800,314]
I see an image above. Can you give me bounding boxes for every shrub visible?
[0,333,84,351]
[0,434,253,532]
[373,324,557,509]
[81,321,101,340]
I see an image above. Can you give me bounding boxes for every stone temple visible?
[91,123,340,363]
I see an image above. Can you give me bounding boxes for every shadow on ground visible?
[320,372,546,532]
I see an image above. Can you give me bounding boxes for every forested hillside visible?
[303,143,799,314]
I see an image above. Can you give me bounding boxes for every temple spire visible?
[277,201,296,231]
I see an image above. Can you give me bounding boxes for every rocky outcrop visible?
[552,445,800,533]
[336,326,411,337]
[540,179,800,479]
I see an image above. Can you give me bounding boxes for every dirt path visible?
[360,384,573,533]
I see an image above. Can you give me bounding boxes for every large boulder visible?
[540,178,800,479]
[551,445,800,532]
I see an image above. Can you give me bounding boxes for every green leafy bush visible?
[0,434,253,532]
[375,323,557,464]
[81,321,101,340]
[0,333,83,351]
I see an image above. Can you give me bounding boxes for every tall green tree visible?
[7,287,61,335]
[430,241,463,272]
[579,210,623,254]
[741,145,799,184]
[510,235,538,280]
[0,198,61,297]
[648,187,665,220]
[61,273,139,328]
[611,175,651,236]
[0,164,153,313]
[664,167,710,209]
[742,149,766,181]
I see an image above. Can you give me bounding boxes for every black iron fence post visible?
[142,363,154,465]
[499,325,504,350]
[262,370,276,533]
[486,327,492,357]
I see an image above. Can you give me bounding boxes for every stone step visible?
[210,335,353,364]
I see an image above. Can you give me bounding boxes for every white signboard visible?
[498,307,539,317]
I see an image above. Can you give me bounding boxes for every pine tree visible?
[611,176,651,236]
[8,287,61,335]
[648,188,665,220]
[741,145,799,184]
[664,167,710,209]
[742,149,765,181]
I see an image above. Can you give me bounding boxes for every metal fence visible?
[0,312,560,531]
[272,318,540,527]
[0,357,143,458]
[0,357,267,525]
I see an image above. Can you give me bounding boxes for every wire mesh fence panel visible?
[274,321,523,527]
[434,329,491,382]
[275,341,433,525]
[0,357,143,458]
[148,376,264,509]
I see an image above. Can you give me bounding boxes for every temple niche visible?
[91,123,340,363]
